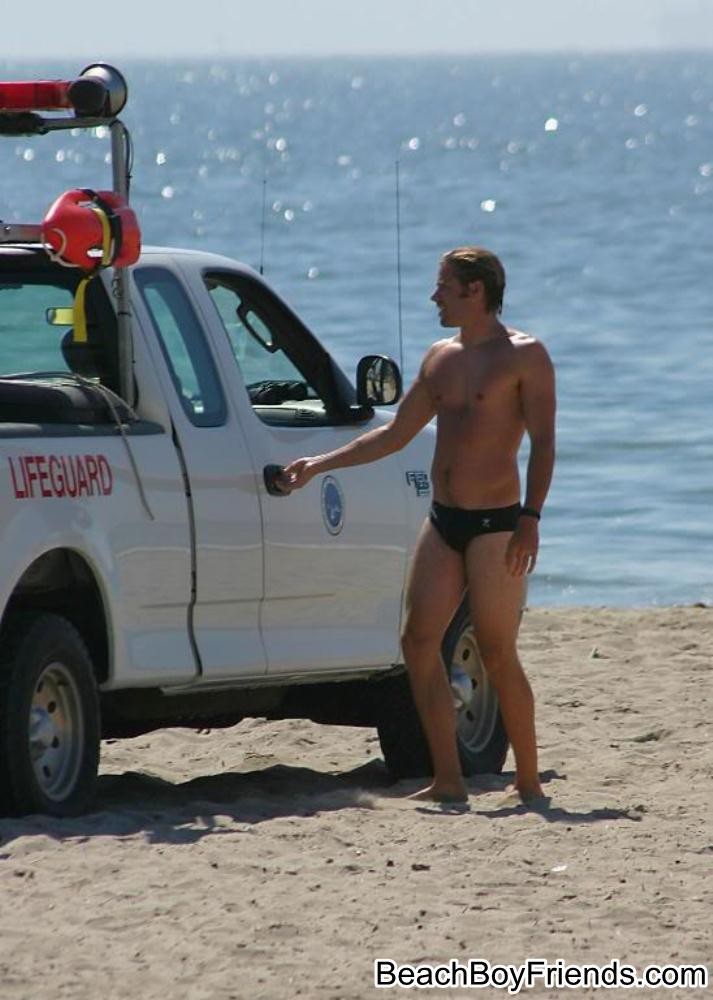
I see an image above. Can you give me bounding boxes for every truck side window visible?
[205,277,329,425]
[135,267,226,427]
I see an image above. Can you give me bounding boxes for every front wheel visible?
[0,613,100,817]
[376,598,509,778]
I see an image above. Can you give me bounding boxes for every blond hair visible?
[442,246,506,314]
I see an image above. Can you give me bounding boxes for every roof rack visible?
[0,64,136,403]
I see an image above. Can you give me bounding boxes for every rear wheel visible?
[376,598,508,778]
[446,601,508,775]
[0,613,100,816]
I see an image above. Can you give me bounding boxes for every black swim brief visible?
[429,501,521,554]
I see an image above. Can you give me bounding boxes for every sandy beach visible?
[0,606,710,999]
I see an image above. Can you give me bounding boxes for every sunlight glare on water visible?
[1,53,711,607]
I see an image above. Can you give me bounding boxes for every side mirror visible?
[356,355,402,407]
[46,307,74,326]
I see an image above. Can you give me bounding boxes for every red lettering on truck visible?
[7,453,114,499]
[97,454,113,494]
[8,456,27,498]
[75,456,89,497]
[36,455,52,498]
[84,454,99,495]
[48,456,66,497]
[62,455,77,497]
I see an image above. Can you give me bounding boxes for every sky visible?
[3,0,713,59]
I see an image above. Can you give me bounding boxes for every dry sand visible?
[1,607,711,999]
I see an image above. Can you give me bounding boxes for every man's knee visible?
[401,617,443,659]
[477,642,520,684]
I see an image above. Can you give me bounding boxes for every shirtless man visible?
[281,247,556,804]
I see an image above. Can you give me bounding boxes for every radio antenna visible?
[259,173,267,275]
[395,160,404,375]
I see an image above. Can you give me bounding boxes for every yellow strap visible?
[71,201,113,345]
[73,276,90,343]
[89,203,114,266]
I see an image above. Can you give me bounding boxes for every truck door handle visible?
[263,464,290,496]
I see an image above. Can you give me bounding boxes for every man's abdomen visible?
[431,443,521,508]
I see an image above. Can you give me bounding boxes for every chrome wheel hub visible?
[449,626,499,754]
[29,662,84,802]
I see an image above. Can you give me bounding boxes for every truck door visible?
[132,263,266,679]
[194,268,410,676]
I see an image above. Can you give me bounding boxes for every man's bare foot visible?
[498,783,549,808]
[515,781,544,800]
[408,782,468,803]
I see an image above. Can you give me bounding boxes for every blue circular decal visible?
[321,476,345,535]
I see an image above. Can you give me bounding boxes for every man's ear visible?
[467,278,483,298]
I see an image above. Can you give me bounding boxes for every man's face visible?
[430,262,479,327]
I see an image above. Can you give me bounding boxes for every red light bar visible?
[0,80,73,112]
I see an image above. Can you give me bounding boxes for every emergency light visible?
[0,81,73,111]
[0,64,127,118]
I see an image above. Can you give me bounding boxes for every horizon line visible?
[2,46,713,63]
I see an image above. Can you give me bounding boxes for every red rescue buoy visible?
[41,188,141,270]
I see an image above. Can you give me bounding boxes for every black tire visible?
[376,598,509,778]
[0,612,100,817]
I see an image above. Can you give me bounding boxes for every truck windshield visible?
[0,270,118,389]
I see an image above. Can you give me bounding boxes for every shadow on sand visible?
[475,802,644,823]
[470,769,644,824]
[0,765,641,847]
[0,759,392,846]
[413,770,644,824]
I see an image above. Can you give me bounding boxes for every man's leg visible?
[464,532,542,801]
[401,518,467,801]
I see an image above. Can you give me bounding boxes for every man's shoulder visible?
[507,329,554,385]
[508,328,552,360]
[428,336,458,355]
[507,327,538,347]
[420,337,457,369]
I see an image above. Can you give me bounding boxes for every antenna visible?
[395,160,404,375]
[259,173,267,275]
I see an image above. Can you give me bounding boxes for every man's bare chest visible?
[427,350,519,414]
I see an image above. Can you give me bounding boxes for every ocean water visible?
[1,54,712,607]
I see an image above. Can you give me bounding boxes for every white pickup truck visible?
[0,64,506,816]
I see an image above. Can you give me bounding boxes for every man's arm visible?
[506,341,556,576]
[521,341,556,513]
[282,363,436,490]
